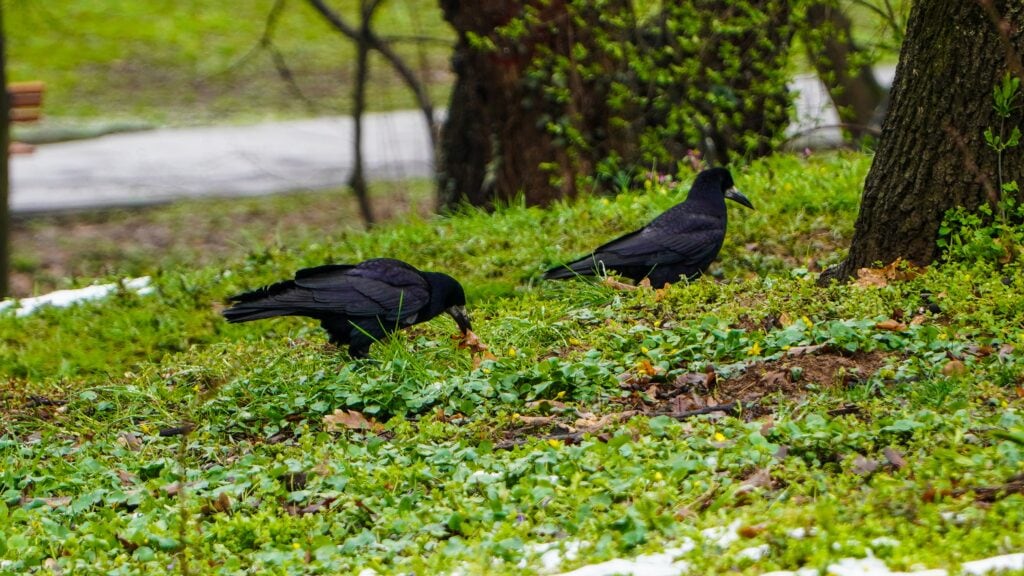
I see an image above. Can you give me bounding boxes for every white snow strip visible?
[0,277,152,317]
[960,553,1024,575]
[826,556,947,576]
[553,547,690,576]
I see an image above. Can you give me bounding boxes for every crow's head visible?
[424,272,472,334]
[696,167,754,210]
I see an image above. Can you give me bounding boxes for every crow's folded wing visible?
[594,212,725,268]
[294,260,430,321]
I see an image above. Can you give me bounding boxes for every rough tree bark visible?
[823,0,1024,282]
[438,0,598,209]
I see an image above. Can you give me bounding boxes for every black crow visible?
[543,167,753,286]
[222,258,472,358]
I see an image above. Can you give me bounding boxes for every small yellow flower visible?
[508,347,517,357]
[938,332,947,340]
[653,320,662,328]
[1002,400,1010,408]
[568,337,582,346]
[713,432,726,442]
[746,342,762,356]
[964,274,972,281]
[654,472,664,481]
[556,391,566,399]
[641,346,650,355]
[482,367,491,374]
[782,345,791,351]
[547,439,562,448]
[801,315,813,327]
[292,542,301,550]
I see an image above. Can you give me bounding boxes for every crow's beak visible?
[446,305,472,334]
[725,187,754,210]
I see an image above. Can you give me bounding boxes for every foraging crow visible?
[543,167,753,286]
[222,258,472,358]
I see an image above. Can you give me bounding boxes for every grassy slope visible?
[2,154,1024,574]
[5,0,453,125]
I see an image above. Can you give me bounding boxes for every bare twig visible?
[779,123,882,149]
[305,0,438,154]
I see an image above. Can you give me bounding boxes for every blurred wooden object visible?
[7,81,44,154]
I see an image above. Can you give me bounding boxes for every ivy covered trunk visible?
[823,0,1024,282]
[437,0,797,209]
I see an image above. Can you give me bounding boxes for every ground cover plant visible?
[2,153,1024,574]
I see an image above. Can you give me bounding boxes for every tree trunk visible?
[438,0,795,209]
[823,0,1024,282]
[0,5,10,298]
[437,0,588,209]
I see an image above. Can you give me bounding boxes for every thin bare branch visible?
[305,0,438,153]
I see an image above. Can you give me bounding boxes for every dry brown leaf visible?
[515,415,555,428]
[738,523,768,538]
[116,470,138,487]
[212,491,232,513]
[779,311,794,326]
[323,409,379,432]
[117,432,142,452]
[457,330,489,354]
[603,276,637,291]
[875,319,908,332]
[883,447,907,469]
[760,370,791,389]
[855,258,925,288]
[637,277,653,289]
[942,359,967,377]
[670,395,707,413]
[32,496,72,508]
[910,314,927,326]
[998,344,1016,361]
[740,468,773,491]
[852,454,879,476]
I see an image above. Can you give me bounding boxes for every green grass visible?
[5,0,904,130]
[5,0,453,125]
[2,153,1024,574]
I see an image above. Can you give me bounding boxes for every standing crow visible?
[543,167,753,286]
[222,258,472,358]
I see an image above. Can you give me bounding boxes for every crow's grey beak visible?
[725,187,754,210]
[447,305,472,334]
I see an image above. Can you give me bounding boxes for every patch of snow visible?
[762,569,820,576]
[553,547,690,576]
[703,520,742,548]
[0,277,153,317]
[521,541,585,572]
[871,538,901,549]
[739,544,770,561]
[960,553,1024,575]
[788,527,812,539]
[826,556,947,576]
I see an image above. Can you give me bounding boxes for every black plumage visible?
[222,258,472,358]
[543,167,753,286]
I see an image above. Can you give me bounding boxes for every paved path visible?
[10,69,894,214]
